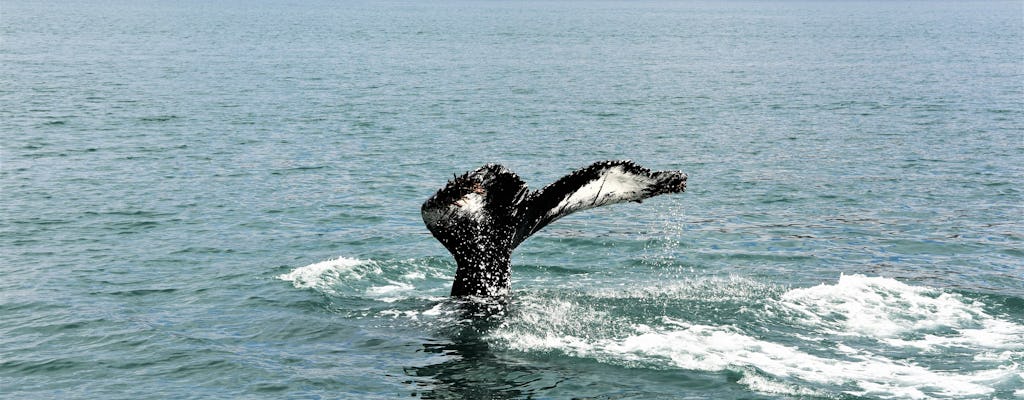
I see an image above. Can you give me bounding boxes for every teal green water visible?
[2,1,1022,398]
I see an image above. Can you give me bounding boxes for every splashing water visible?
[279,257,1024,399]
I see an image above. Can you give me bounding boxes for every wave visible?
[489,274,1024,399]
[279,257,1023,398]
[277,256,451,302]
[778,275,1024,350]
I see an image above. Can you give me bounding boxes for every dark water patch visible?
[6,217,74,226]
[281,298,338,314]
[103,288,179,297]
[579,109,623,118]
[16,143,47,151]
[107,359,164,370]
[760,195,799,205]
[270,165,328,175]
[109,220,162,232]
[252,383,290,393]
[170,246,235,255]
[138,115,179,122]
[167,358,234,378]
[1,358,89,375]
[82,210,177,218]
[694,250,817,263]
[0,301,66,314]
[3,315,114,337]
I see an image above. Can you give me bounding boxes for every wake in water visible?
[278,257,1024,399]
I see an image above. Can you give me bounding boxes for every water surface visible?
[2,1,1022,398]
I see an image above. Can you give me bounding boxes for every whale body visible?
[422,160,687,298]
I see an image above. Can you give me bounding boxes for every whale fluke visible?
[422,160,687,298]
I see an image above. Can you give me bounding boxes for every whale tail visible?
[422,160,687,298]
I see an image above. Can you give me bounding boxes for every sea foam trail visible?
[277,256,377,295]
[278,257,371,288]
[777,274,1024,351]
[277,257,450,301]
[279,259,1024,398]
[492,275,1024,399]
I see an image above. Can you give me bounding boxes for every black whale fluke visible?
[422,160,687,299]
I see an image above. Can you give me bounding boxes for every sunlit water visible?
[2,1,1022,399]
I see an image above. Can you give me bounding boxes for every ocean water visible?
[2,0,1022,398]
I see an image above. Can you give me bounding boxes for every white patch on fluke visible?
[548,166,655,218]
[455,192,488,221]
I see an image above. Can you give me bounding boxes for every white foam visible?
[490,276,1024,399]
[402,271,426,280]
[276,256,372,290]
[365,281,416,302]
[736,372,828,398]
[277,257,449,301]
[380,309,421,320]
[500,317,1003,398]
[777,274,1024,351]
[422,302,447,316]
